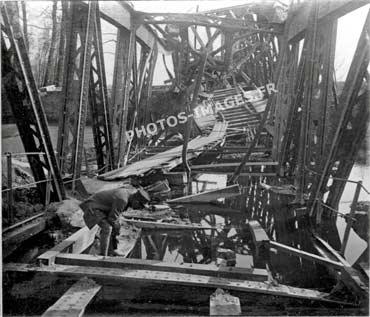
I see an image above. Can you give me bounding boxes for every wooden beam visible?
[3,217,46,258]
[38,225,99,266]
[167,184,240,203]
[191,172,277,177]
[42,277,101,317]
[190,162,278,169]
[173,203,241,216]
[55,253,268,282]
[4,263,350,305]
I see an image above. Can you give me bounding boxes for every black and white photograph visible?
[1,0,369,315]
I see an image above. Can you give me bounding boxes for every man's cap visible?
[134,188,150,203]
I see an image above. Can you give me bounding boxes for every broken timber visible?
[42,277,101,317]
[3,216,46,258]
[38,225,99,265]
[54,253,268,281]
[98,121,227,180]
[167,184,240,204]
[4,263,353,305]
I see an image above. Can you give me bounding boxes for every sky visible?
[25,1,370,84]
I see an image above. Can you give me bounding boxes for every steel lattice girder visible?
[1,2,65,202]
[57,1,114,182]
[89,3,115,174]
[310,10,370,215]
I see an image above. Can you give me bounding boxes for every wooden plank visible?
[191,162,278,169]
[38,225,99,265]
[4,263,350,304]
[270,241,344,270]
[210,289,241,316]
[123,218,217,230]
[3,217,46,258]
[42,277,101,317]
[55,253,268,281]
[167,184,240,203]
[173,203,241,216]
[191,172,277,177]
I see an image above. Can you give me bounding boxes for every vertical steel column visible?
[88,2,114,173]
[71,1,96,190]
[295,0,319,204]
[111,27,130,167]
[1,2,65,202]
[6,153,14,224]
[271,42,299,164]
[182,51,208,193]
[142,42,158,126]
[340,181,362,255]
[310,11,370,216]
[117,22,137,167]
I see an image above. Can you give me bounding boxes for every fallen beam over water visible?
[54,253,268,281]
[167,184,240,204]
[42,277,101,317]
[4,263,352,305]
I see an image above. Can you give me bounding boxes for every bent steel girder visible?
[1,2,65,202]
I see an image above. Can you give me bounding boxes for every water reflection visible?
[128,172,364,294]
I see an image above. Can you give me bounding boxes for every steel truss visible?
[57,0,114,185]
[1,2,65,202]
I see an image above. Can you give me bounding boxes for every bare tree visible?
[21,1,29,50]
[56,0,68,86]
[43,0,58,86]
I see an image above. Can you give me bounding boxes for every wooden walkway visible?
[41,277,101,317]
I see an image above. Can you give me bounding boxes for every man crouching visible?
[80,187,150,256]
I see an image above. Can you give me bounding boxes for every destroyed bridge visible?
[1,0,369,316]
